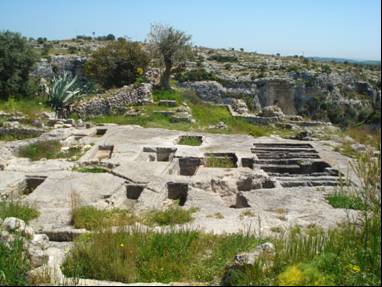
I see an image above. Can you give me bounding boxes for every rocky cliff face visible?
[31,55,87,79]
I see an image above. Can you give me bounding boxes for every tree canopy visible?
[0,31,38,100]
[84,40,149,89]
[147,24,192,89]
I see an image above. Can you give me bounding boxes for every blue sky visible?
[0,0,380,60]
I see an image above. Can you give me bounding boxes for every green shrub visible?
[84,40,149,89]
[0,31,38,100]
[0,201,39,223]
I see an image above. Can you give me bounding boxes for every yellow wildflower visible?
[352,265,361,273]
[136,67,144,75]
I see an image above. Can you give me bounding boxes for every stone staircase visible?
[252,143,342,188]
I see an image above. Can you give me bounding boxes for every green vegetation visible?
[144,206,197,226]
[92,89,294,138]
[175,68,217,82]
[72,166,109,173]
[0,31,38,101]
[72,206,138,230]
[326,193,366,210]
[0,98,49,121]
[0,201,39,223]
[72,205,196,230]
[49,71,81,118]
[62,229,261,284]
[178,136,202,146]
[205,155,237,168]
[0,238,30,286]
[84,40,149,89]
[17,140,82,161]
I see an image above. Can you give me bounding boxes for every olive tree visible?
[147,24,192,89]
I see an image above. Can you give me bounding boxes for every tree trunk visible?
[160,62,172,90]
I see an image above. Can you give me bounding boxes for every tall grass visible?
[0,238,30,286]
[62,228,261,284]
[0,201,39,223]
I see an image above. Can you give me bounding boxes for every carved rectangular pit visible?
[143,147,177,162]
[23,176,47,195]
[95,145,114,161]
[204,153,238,168]
[230,193,251,209]
[241,158,254,169]
[179,157,201,176]
[96,128,107,136]
[177,136,203,146]
[167,182,188,206]
[126,184,146,200]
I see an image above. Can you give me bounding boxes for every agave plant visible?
[49,72,81,118]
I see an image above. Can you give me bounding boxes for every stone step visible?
[251,150,318,153]
[253,143,313,149]
[280,180,339,188]
[255,154,321,160]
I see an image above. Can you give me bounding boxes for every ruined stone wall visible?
[72,83,153,118]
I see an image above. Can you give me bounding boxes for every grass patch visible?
[72,166,109,173]
[17,140,83,161]
[0,98,50,120]
[177,136,202,146]
[72,205,197,230]
[205,155,237,168]
[144,206,197,227]
[62,228,261,284]
[0,238,30,286]
[71,206,138,231]
[326,193,366,210]
[0,133,39,141]
[0,201,39,223]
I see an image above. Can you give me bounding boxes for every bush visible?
[0,31,38,100]
[84,40,149,89]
